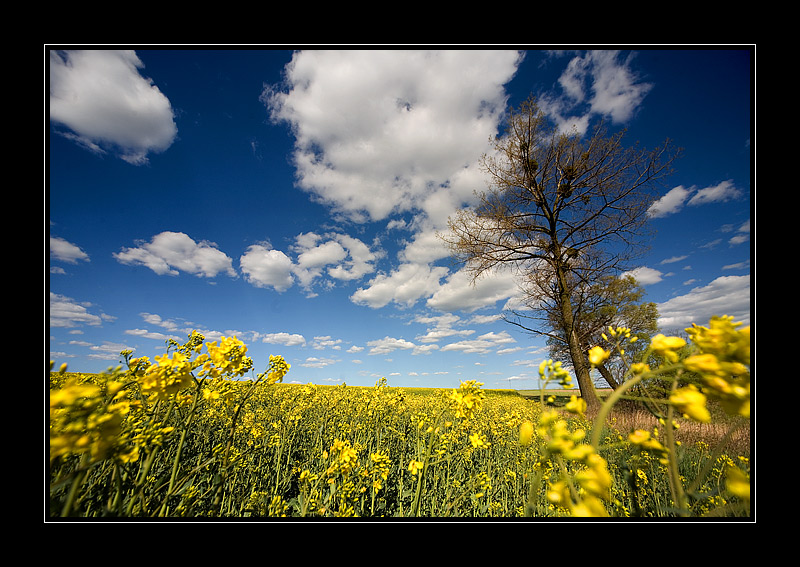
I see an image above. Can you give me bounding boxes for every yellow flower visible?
[408,459,424,476]
[670,385,711,423]
[570,494,609,517]
[725,466,750,501]
[683,353,722,375]
[650,334,686,363]
[565,395,586,417]
[469,432,490,449]
[448,380,485,420]
[628,429,669,463]
[519,420,534,446]
[588,346,610,367]
[265,354,291,384]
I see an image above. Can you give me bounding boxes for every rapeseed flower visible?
[588,346,610,367]
[448,380,485,420]
[408,459,424,476]
[650,334,686,363]
[670,384,711,423]
[519,420,534,446]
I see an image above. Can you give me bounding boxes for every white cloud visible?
[299,356,339,368]
[239,244,294,291]
[539,50,652,135]
[351,263,449,309]
[649,181,743,218]
[413,312,475,343]
[311,335,343,350]
[687,180,743,207]
[292,235,348,288]
[367,336,417,356]
[239,232,381,294]
[328,234,381,280]
[648,186,692,218]
[124,328,179,341]
[623,266,665,285]
[263,50,522,223]
[398,226,452,265]
[49,50,177,165]
[728,219,751,246]
[261,332,307,347]
[427,266,521,313]
[657,274,750,331]
[50,292,107,328]
[440,331,516,354]
[87,342,134,361]
[140,312,180,331]
[50,236,89,264]
[416,327,475,343]
[115,231,236,278]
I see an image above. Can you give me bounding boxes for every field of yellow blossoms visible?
[48,316,751,519]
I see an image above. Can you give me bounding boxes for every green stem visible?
[410,409,447,517]
[60,455,90,517]
[212,374,264,516]
[159,381,203,517]
[663,382,688,516]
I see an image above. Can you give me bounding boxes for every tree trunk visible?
[597,363,621,390]
[556,266,601,413]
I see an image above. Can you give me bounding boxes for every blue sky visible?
[48,47,753,390]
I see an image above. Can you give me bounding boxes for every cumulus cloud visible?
[351,263,449,309]
[50,292,109,328]
[50,236,89,264]
[263,50,522,223]
[261,332,307,347]
[727,220,750,246]
[648,181,743,218]
[291,232,380,290]
[427,266,522,313]
[239,232,380,294]
[413,312,475,343]
[367,336,417,356]
[440,331,517,355]
[623,266,665,285]
[539,50,652,135]
[49,50,177,165]
[299,356,339,368]
[687,180,743,207]
[648,186,692,218]
[657,274,750,330]
[311,335,343,350]
[140,312,180,331]
[239,244,295,291]
[115,231,236,278]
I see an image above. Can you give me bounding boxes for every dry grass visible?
[521,389,751,457]
[602,401,751,457]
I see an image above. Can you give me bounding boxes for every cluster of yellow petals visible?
[684,316,750,418]
[200,335,253,379]
[324,438,359,478]
[49,377,139,465]
[537,410,613,517]
[538,359,573,388]
[139,351,196,402]
[448,380,486,420]
[264,354,291,385]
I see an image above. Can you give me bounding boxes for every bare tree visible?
[442,96,678,412]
